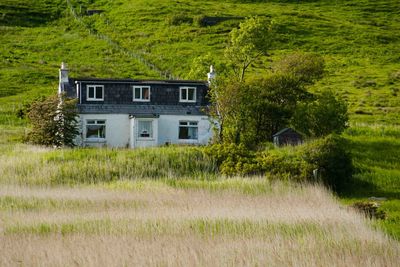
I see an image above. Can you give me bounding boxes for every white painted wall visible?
[79,114,213,148]
[157,115,212,146]
[80,114,130,148]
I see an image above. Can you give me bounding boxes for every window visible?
[87,85,104,101]
[86,120,106,139]
[179,121,198,140]
[133,86,150,102]
[180,87,196,102]
[138,120,153,138]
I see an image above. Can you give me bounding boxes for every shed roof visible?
[272,127,301,137]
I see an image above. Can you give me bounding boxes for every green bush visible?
[206,135,353,192]
[302,134,353,192]
[204,143,258,176]
[255,150,311,182]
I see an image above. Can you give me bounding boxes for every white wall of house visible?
[157,115,212,146]
[80,114,130,148]
[79,114,213,148]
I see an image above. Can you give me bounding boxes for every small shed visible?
[273,128,303,146]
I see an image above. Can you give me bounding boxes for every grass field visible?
[343,124,400,239]
[1,179,399,266]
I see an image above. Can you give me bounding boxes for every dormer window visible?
[133,86,150,102]
[180,87,196,103]
[87,85,104,101]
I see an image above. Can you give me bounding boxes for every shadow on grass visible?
[339,174,400,200]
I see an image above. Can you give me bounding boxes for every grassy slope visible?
[79,0,400,124]
[344,125,400,238]
[0,0,160,125]
[0,0,399,239]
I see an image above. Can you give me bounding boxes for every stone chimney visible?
[207,65,216,85]
[58,62,69,94]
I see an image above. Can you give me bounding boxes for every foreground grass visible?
[0,144,217,185]
[344,124,400,239]
[0,181,399,266]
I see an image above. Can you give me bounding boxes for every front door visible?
[130,118,158,148]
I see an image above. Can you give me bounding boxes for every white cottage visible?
[58,63,214,148]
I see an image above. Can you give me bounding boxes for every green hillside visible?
[70,0,400,124]
[0,0,399,238]
[1,0,400,125]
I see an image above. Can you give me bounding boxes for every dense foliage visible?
[205,134,353,193]
[210,47,348,147]
[291,91,349,137]
[26,94,78,147]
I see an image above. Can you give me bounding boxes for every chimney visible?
[207,65,216,85]
[58,62,69,94]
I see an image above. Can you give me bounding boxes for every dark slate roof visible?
[72,78,207,85]
[77,104,207,116]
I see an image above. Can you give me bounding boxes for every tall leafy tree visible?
[225,16,275,81]
[27,93,78,147]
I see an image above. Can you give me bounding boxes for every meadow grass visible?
[343,124,400,239]
[0,145,217,185]
[0,180,399,266]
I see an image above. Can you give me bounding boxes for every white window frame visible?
[133,86,151,102]
[137,119,154,140]
[85,119,106,141]
[87,85,104,101]
[179,87,196,103]
[178,121,198,140]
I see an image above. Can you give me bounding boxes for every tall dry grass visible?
[0,144,216,185]
[0,181,399,266]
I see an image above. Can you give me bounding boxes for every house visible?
[272,128,302,146]
[58,63,215,148]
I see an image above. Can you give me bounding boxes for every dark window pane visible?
[188,88,195,100]
[88,87,94,99]
[181,89,187,100]
[96,86,103,99]
[135,87,141,99]
[179,127,189,139]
